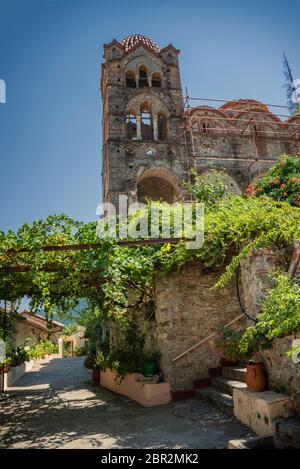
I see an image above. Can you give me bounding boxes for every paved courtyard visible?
[0,357,253,448]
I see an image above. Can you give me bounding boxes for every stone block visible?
[233,388,295,436]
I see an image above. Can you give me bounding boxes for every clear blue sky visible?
[0,0,299,232]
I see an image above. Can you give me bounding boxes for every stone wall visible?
[261,334,300,413]
[240,247,289,321]
[108,246,299,398]
[240,247,300,413]
[153,261,246,393]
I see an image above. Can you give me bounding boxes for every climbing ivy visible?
[0,156,299,367]
[238,273,300,360]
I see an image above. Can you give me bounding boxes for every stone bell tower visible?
[101,34,187,210]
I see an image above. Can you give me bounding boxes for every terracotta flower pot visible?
[246,363,267,392]
[92,369,100,382]
[3,364,11,373]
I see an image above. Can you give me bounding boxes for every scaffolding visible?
[175,93,300,180]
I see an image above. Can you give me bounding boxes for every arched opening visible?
[138,65,148,88]
[158,112,168,140]
[202,122,210,134]
[201,169,241,196]
[141,102,153,140]
[137,168,181,203]
[137,177,177,203]
[125,112,137,139]
[253,123,263,137]
[125,70,136,88]
[151,72,162,88]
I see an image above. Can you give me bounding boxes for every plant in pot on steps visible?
[239,329,270,392]
[214,327,245,366]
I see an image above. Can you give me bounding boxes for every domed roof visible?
[219,99,269,115]
[121,34,160,53]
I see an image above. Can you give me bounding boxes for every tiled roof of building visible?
[18,311,65,332]
[219,99,269,114]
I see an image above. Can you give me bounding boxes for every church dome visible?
[121,34,160,53]
[219,99,269,116]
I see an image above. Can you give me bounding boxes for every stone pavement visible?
[0,357,253,448]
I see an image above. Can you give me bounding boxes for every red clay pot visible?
[3,364,11,373]
[92,369,100,382]
[246,363,267,392]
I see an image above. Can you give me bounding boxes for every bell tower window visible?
[158,112,168,140]
[126,112,137,139]
[125,70,136,88]
[138,65,149,88]
[141,103,153,140]
[151,72,162,88]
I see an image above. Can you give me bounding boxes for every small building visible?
[15,311,65,346]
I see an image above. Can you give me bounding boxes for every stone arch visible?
[199,168,242,195]
[126,92,170,141]
[138,64,149,87]
[233,108,282,138]
[136,167,182,203]
[124,55,161,76]
[151,71,162,88]
[126,91,169,117]
[125,69,136,88]
[188,106,230,134]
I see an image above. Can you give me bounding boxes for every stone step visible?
[211,377,248,396]
[196,387,233,416]
[222,366,247,383]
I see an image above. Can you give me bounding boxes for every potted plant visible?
[239,330,269,392]
[214,327,244,365]
[3,357,12,373]
[84,353,100,382]
[142,351,161,378]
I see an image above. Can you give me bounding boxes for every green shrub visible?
[25,339,58,360]
[84,353,97,370]
[257,273,300,340]
[74,344,87,356]
[250,154,300,206]
[239,273,300,360]
[184,168,228,210]
[215,327,249,362]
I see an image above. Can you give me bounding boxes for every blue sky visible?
[0,0,299,232]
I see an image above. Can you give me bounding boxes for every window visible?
[202,122,210,134]
[141,103,153,139]
[253,124,261,137]
[151,72,162,88]
[138,65,148,88]
[125,70,136,88]
[158,112,168,140]
[126,113,137,139]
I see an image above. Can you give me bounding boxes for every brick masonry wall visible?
[153,261,246,393]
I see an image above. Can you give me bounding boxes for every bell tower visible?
[101,34,187,210]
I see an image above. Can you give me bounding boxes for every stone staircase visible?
[196,366,247,416]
